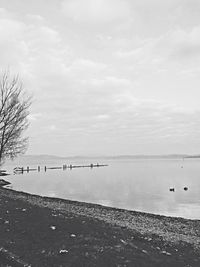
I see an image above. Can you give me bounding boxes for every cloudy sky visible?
[0,0,200,156]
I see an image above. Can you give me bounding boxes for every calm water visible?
[4,158,200,219]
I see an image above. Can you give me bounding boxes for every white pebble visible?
[142,249,148,254]
[162,250,172,256]
[70,234,76,238]
[59,249,68,254]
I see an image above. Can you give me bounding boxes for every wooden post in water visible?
[44,166,47,172]
[27,166,29,173]
[63,164,66,170]
[21,167,24,174]
[38,166,40,172]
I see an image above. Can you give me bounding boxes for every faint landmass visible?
[184,155,200,158]
[12,153,200,162]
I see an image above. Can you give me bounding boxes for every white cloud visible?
[0,9,69,79]
[114,24,200,76]
[0,2,200,155]
[0,17,28,69]
[61,0,131,24]
[26,14,45,24]
[28,113,43,122]
[67,58,107,73]
[168,26,200,60]
[89,76,132,88]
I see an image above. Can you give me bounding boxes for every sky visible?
[0,0,200,156]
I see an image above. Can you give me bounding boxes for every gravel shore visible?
[0,187,200,266]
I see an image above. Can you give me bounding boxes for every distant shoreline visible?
[8,153,200,162]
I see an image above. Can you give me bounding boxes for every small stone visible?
[120,239,127,245]
[70,234,76,238]
[4,220,9,224]
[22,209,27,212]
[142,250,148,254]
[161,250,171,256]
[59,249,68,254]
[50,225,56,230]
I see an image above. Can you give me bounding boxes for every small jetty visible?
[13,163,108,174]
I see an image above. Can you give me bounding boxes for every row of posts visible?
[43,164,96,171]
[18,164,98,173]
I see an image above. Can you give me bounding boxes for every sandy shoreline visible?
[0,187,200,266]
[2,187,200,247]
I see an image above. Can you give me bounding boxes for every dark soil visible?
[0,187,200,266]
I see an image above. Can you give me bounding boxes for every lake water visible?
[4,158,200,220]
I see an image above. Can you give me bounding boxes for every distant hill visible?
[184,155,200,158]
[20,154,199,160]
[21,154,65,160]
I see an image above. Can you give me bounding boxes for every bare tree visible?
[0,71,31,165]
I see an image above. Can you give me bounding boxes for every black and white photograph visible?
[0,0,200,266]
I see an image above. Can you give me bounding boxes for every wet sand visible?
[0,187,200,266]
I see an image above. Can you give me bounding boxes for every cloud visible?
[0,17,28,69]
[0,3,200,155]
[89,76,132,89]
[66,58,107,76]
[61,0,131,24]
[114,24,200,76]
[0,8,74,119]
[168,26,200,60]
[26,14,45,24]
[28,113,43,122]
[0,9,68,77]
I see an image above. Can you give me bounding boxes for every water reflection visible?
[4,159,200,219]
